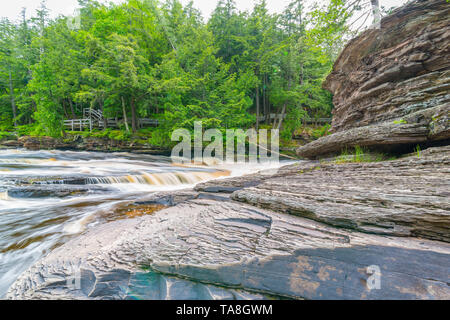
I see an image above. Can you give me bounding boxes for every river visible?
[0,149,287,297]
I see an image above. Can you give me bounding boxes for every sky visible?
[1,0,409,22]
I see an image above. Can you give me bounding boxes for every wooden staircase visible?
[64,109,159,131]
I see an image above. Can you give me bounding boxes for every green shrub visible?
[148,128,171,148]
[15,123,45,136]
[415,145,421,158]
[335,145,369,163]
[0,131,14,141]
[311,123,331,140]
[108,130,131,141]
[354,145,364,162]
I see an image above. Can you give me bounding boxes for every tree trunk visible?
[371,0,381,27]
[121,96,130,132]
[8,69,17,127]
[300,63,304,85]
[275,76,292,130]
[68,99,76,118]
[99,98,107,128]
[255,86,260,131]
[130,97,137,133]
[31,99,37,113]
[277,104,287,130]
[263,75,267,124]
[267,75,271,124]
[62,99,69,119]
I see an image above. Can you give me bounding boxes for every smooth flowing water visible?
[0,149,286,297]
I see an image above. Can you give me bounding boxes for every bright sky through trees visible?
[2,0,408,21]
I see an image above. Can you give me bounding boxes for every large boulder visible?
[233,146,450,242]
[297,0,449,159]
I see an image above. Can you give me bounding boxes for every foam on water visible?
[63,214,96,234]
[0,149,294,297]
[0,191,9,201]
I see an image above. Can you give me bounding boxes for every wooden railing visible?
[258,114,286,121]
[65,110,330,131]
[83,108,103,122]
[64,113,159,131]
[138,118,159,126]
[258,114,331,124]
[303,118,332,124]
[63,119,92,131]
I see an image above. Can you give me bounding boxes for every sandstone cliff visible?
[297,0,449,159]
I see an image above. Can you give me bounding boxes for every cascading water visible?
[0,149,288,297]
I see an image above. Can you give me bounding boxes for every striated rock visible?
[326,0,450,132]
[233,146,450,242]
[6,146,450,300]
[297,0,450,159]
[18,136,71,151]
[5,185,111,198]
[6,195,450,300]
[8,135,168,154]
[0,140,21,148]
[296,105,448,158]
[194,164,309,193]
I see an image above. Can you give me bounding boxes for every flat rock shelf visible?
[6,146,450,300]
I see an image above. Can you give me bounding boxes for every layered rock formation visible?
[0,135,168,154]
[297,0,450,159]
[6,146,450,300]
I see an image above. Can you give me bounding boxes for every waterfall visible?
[0,191,9,200]
[86,170,229,186]
[33,170,230,186]
[0,158,57,164]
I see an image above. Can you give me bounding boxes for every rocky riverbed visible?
[6,145,450,300]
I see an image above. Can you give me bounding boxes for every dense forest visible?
[0,0,375,146]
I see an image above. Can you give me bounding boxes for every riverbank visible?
[0,128,325,159]
[6,145,450,299]
[0,134,171,155]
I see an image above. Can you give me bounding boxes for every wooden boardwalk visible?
[64,109,331,131]
[258,113,331,124]
[63,109,159,131]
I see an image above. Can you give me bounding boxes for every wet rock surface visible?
[297,0,450,159]
[5,185,111,198]
[6,146,450,300]
[233,147,450,242]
